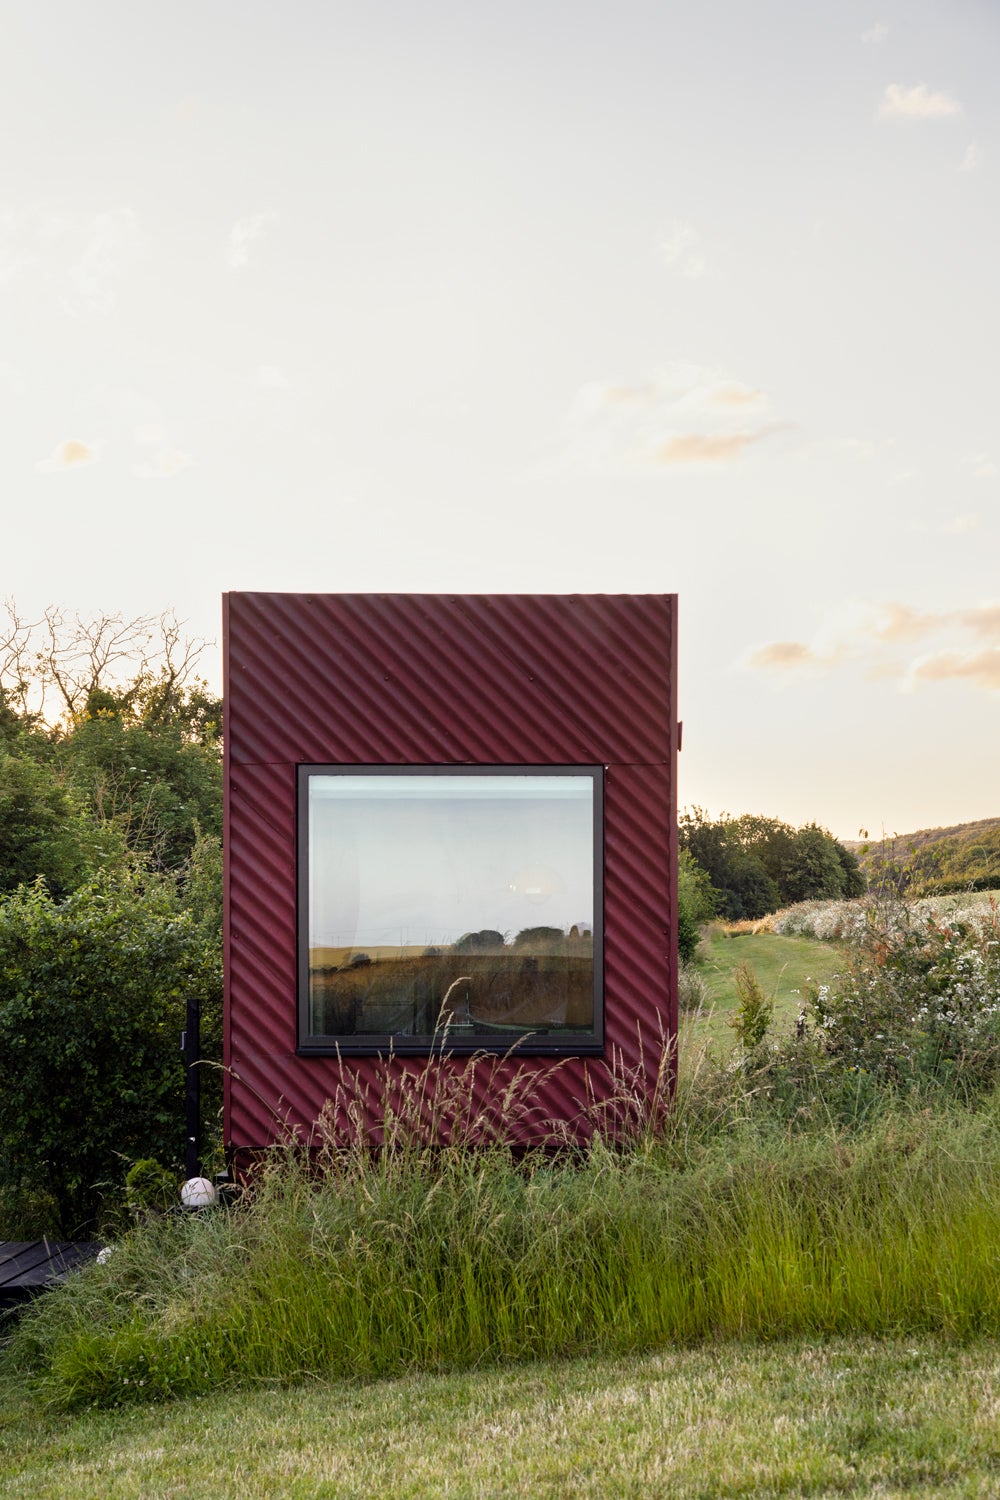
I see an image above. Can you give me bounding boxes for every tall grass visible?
[11,1045,1000,1409]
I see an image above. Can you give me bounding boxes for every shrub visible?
[677,961,708,1012]
[677,850,718,962]
[773,898,866,942]
[56,713,222,873]
[125,1159,179,1218]
[0,1172,61,1240]
[0,752,99,898]
[0,868,221,1235]
[807,898,1000,1097]
[727,961,773,1050]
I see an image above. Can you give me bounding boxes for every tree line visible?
[0,605,223,1235]
[677,807,865,961]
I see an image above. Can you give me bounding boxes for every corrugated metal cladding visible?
[224,593,678,1153]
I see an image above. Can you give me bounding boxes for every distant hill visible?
[847,817,1000,895]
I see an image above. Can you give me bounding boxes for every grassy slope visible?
[847,816,1000,891]
[845,815,1000,859]
[5,1340,1000,1498]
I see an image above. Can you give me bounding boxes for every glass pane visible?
[303,770,599,1046]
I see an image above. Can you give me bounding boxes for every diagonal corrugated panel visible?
[225,593,677,1150]
[227,593,671,767]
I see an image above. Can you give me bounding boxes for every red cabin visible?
[224,592,678,1160]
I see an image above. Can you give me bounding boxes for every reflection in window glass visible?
[298,767,603,1053]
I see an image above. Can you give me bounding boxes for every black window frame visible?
[296,763,605,1056]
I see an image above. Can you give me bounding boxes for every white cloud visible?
[839,437,887,460]
[749,598,1000,695]
[750,641,821,671]
[228,212,275,270]
[707,384,764,408]
[878,83,962,120]
[745,599,878,678]
[132,421,192,479]
[659,221,706,279]
[0,363,25,394]
[655,431,765,466]
[561,364,778,474]
[0,206,141,313]
[133,447,193,480]
[35,439,100,472]
[0,212,34,283]
[65,209,142,314]
[968,454,997,480]
[908,648,1000,693]
[959,603,1000,641]
[862,22,889,44]
[912,510,980,537]
[251,364,290,388]
[961,141,979,173]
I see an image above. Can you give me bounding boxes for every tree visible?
[0,867,221,1234]
[679,807,868,919]
[57,707,222,871]
[678,808,778,920]
[0,604,225,1235]
[453,929,507,953]
[0,601,214,731]
[0,602,222,873]
[834,841,866,898]
[677,849,717,962]
[0,686,43,751]
[0,752,109,897]
[723,851,781,921]
[512,926,564,948]
[782,824,847,905]
[732,814,796,889]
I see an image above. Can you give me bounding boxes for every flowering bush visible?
[772,891,999,946]
[807,898,1000,1095]
[773,899,867,943]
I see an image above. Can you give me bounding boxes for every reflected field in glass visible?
[299,768,602,1049]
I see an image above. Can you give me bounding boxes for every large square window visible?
[297,765,604,1054]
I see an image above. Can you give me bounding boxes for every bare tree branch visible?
[0,599,44,717]
[0,601,212,729]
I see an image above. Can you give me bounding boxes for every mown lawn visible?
[684,927,848,1059]
[4,1337,1000,1498]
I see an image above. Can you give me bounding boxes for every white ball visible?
[180,1176,218,1210]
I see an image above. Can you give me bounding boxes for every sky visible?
[309,774,594,948]
[2,1,998,841]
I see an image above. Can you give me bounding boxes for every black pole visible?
[182,994,201,1178]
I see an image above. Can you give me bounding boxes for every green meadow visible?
[5,896,1000,1497]
[683,924,848,1059]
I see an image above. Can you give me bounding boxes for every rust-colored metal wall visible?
[224,593,678,1150]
